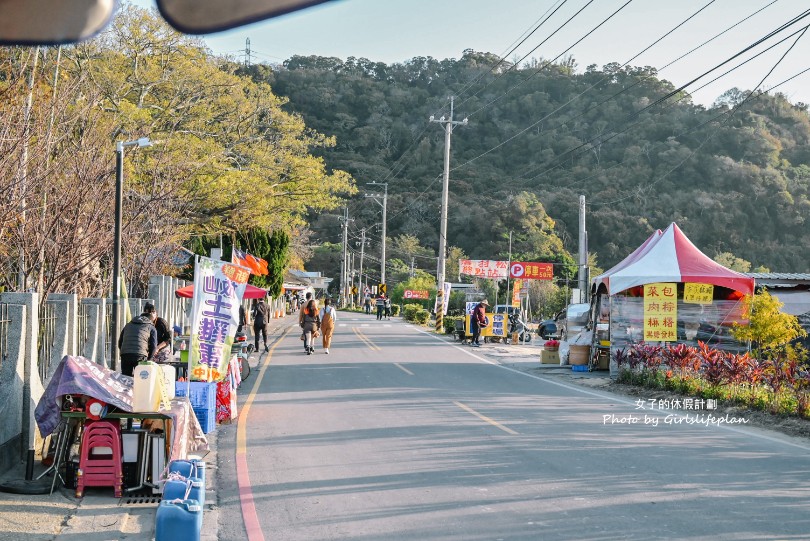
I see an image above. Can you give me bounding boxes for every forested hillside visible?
[250,50,810,272]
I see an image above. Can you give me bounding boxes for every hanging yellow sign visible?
[643,282,677,342]
[684,282,714,304]
[512,279,522,307]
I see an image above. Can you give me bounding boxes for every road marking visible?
[414,327,810,452]
[394,363,414,375]
[453,401,519,435]
[352,327,381,351]
[236,327,290,541]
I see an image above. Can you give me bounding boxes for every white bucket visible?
[132,362,162,412]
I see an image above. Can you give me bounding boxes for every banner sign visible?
[643,282,678,342]
[684,283,714,304]
[404,289,430,300]
[190,257,249,382]
[459,259,509,279]
[433,282,452,315]
[509,262,553,280]
[512,279,521,307]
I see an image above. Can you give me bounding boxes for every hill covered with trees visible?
[251,50,810,274]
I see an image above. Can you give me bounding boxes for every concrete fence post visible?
[0,292,42,477]
[0,304,27,472]
[49,293,78,356]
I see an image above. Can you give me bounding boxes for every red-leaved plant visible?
[698,341,726,385]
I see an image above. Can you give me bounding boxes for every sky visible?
[133,0,810,108]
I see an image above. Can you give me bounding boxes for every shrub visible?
[413,309,431,325]
[444,315,463,334]
[391,304,401,316]
[403,303,422,321]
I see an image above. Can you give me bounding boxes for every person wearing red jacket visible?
[471,299,489,347]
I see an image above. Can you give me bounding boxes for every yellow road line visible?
[352,327,381,351]
[394,363,414,376]
[453,401,519,435]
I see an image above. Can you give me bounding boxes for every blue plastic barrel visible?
[163,477,205,506]
[155,499,202,541]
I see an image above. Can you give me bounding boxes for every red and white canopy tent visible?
[175,283,268,299]
[591,222,755,296]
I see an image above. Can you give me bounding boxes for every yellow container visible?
[569,345,590,365]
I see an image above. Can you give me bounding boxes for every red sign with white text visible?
[509,262,553,280]
[404,289,430,300]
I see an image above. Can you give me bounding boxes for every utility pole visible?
[365,182,388,287]
[340,208,349,307]
[410,257,415,278]
[357,228,367,305]
[429,96,468,332]
[578,195,588,303]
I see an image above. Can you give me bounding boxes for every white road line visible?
[413,327,810,452]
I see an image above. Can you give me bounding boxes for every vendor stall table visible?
[52,398,207,496]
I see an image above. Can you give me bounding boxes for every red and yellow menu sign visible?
[643,282,677,342]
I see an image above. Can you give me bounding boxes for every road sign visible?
[509,261,553,280]
[364,286,371,295]
[378,283,386,295]
[351,286,358,296]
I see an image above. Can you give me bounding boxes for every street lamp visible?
[111,137,152,370]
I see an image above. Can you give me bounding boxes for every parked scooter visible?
[508,313,532,343]
[231,331,254,381]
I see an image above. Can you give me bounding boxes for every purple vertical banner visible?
[189,256,249,382]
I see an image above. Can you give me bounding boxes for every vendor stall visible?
[34,355,209,495]
[589,223,755,373]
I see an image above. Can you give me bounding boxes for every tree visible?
[732,290,806,357]
[714,252,752,273]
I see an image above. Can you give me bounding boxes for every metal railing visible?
[37,302,57,381]
[0,303,9,372]
[105,300,114,363]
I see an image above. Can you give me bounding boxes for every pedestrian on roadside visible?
[319,298,336,354]
[376,294,385,320]
[237,304,246,333]
[471,299,489,347]
[152,309,173,364]
[298,292,315,350]
[118,303,158,376]
[384,296,392,320]
[252,298,270,352]
[300,298,320,355]
[364,296,372,315]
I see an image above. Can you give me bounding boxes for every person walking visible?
[471,299,489,347]
[363,296,372,315]
[375,294,385,321]
[252,298,270,352]
[299,298,320,354]
[152,310,173,364]
[384,296,392,320]
[319,298,336,354]
[118,303,158,376]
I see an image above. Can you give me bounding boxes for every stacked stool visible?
[75,420,123,498]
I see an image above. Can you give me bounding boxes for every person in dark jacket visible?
[252,298,270,352]
[471,299,489,347]
[118,303,158,376]
[153,311,173,364]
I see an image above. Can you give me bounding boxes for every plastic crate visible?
[193,406,216,434]
[572,364,588,372]
[175,382,216,409]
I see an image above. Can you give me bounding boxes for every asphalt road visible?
[215,314,810,541]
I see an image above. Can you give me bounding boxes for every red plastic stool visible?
[75,420,123,498]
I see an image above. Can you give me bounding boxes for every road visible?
[215,314,810,541]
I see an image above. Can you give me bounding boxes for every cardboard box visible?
[540,349,560,364]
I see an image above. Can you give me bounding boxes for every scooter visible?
[231,331,254,381]
[508,313,533,343]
